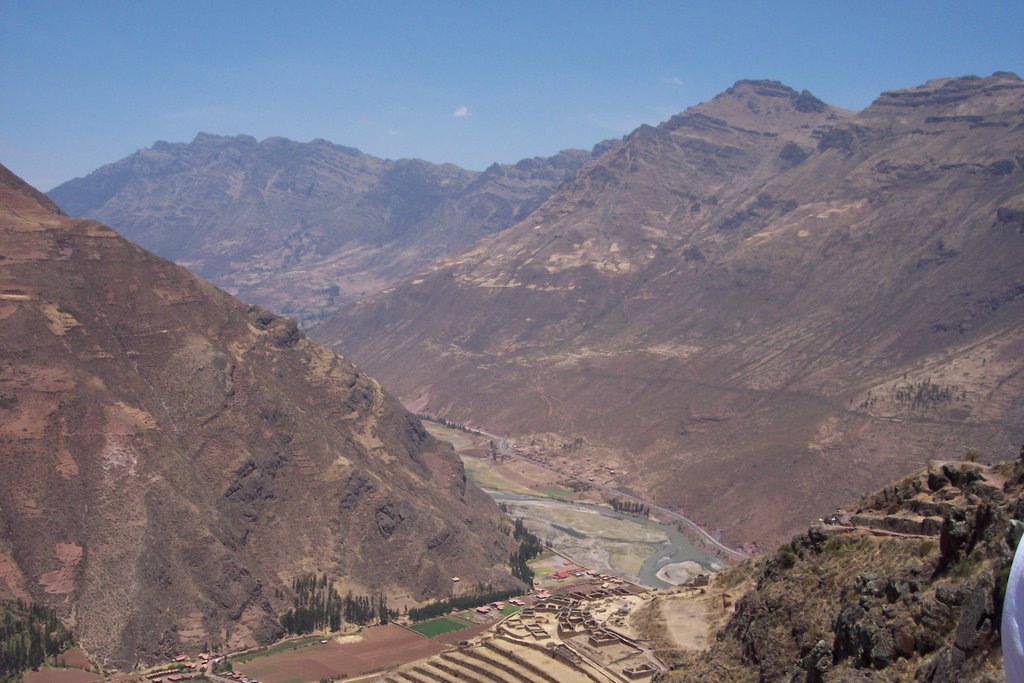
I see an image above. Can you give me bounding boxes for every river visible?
[486,489,721,588]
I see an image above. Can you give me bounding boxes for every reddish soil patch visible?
[56,647,92,670]
[38,542,83,595]
[21,668,99,683]
[235,624,446,682]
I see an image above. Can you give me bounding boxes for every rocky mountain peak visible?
[661,78,845,137]
[191,131,258,147]
[725,78,800,98]
[868,71,1024,116]
[1,162,64,215]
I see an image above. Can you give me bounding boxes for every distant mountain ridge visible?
[0,164,515,667]
[49,134,597,325]
[314,73,1024,550]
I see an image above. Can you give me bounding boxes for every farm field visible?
[21,668,99,683]
[408,615,472,637]
[55,648,92,670]
[234,624,445,683]
[233,635,325,663]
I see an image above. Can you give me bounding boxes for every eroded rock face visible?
[0,165,516,667]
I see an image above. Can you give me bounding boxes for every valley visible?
[424,421,723,588]
[2,59,1022,682]
[317,73,1024,551]
[27,452,1020,682]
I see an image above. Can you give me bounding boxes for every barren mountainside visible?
[315,73,1024,550]
[48,135,594,325]
[0,164,515,667]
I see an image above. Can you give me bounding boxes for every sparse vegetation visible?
[892,379,961,408]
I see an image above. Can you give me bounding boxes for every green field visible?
[408,616,473,638]
[233,635,325,663]
[535,487,574,498]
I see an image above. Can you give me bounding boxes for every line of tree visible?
[280,573,343,634]
[416,414,483,436]
[280,574,397,634]
[510,518,544,588]
[891,379,961,408]
[340,592,396,626]
[609,498,649,517]
[1,599,73,683]
[407,587,521,622]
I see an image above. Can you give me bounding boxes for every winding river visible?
[486,489,721,588]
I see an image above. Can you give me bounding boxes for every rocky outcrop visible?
[667,458,1024,682]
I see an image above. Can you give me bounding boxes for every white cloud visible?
[452,105,470,118]
[388,128,402,136]
[664,76,684,87]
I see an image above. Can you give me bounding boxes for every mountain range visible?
[0,164,514,667]
[314,73,1024,551]
[36,70,1024,568]
[49,135,598,326]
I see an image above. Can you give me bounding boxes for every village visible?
[380,562,669,683]
[20,422,727,683]
[23,550,720,683]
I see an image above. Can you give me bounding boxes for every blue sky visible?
[2,1,1022,190]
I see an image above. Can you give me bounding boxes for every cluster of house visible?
[474,600,505,615]
[494,583,660,680]
[142,652,265,683]
[548,559,627,587]
[473,596,530,615]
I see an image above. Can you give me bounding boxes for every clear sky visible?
[2,0,1022,191]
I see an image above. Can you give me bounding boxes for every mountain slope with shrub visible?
[0,164,515,667]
